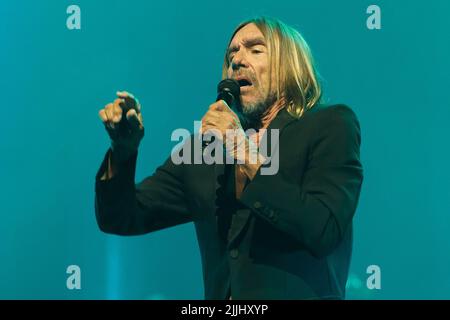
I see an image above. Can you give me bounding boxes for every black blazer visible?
[95,104,364,299]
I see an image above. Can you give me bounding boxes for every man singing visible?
[95,16,363,300]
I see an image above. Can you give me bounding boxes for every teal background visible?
[1,0,449,299]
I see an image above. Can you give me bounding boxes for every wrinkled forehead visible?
[228,23,266,49]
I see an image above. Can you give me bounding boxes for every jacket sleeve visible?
[239,105,364,258]
[95,148,192,236]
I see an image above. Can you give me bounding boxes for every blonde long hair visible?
[222,17,322,118]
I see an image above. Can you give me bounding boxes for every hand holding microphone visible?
[201,79,248,147]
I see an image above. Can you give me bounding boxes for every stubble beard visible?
[240,91,277,130]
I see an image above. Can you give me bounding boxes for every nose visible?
[231,50,249,71]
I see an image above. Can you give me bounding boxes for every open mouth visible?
[237,78,252,87]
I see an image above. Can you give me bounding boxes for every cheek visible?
[226,66,233,78]
[256,69,270,91]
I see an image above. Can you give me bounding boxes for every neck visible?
[258,97,286,130]
[239,97,286,131]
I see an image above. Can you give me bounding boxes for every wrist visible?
[111,141,137,163]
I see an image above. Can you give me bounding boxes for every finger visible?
[117,91,140,113]
[114,99,128,122]
[209,102,221,111]
[113,98,125,110]
[138,112,144,126]
[116,90,135,100]
[210,101,236,120]
[201,116,218,129]
[217,99,229,110]
[98,109,108,123]
[204,107,223,119]
[226,112,240,126]
[102,104,117,130]
[200,117,214,132]
[202,112,219,123]
[200,124,212,135]
[203,127,224,141]
[214,100,231,111]
[219,107,240,126]
[126,109,142,130]
[112,98,125,122]
[221,101,237,117]
[104,103,115,122]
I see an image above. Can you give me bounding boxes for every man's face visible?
[226,23,276,120]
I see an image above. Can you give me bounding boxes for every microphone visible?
[216,78,241,112]
[216,78,249,129]
[214,80,241,205]
[203,79,245,148]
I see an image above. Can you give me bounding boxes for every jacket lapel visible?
[214,159,236,243]
[226,108,297,246]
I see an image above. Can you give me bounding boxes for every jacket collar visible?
[265,107,297,132]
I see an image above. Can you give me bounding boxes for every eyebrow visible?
[227,37,266,57]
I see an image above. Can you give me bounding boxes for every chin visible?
[241,97,261,112]
[243,95,274,118]
[241,103,258,116]
[241,103,265,122]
